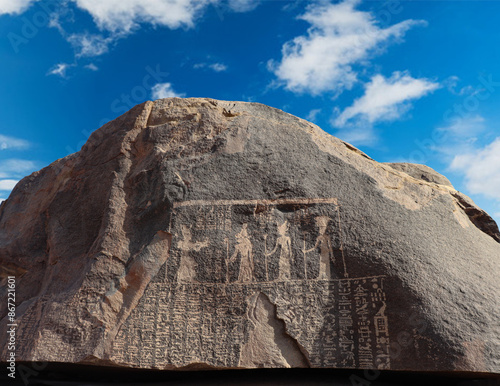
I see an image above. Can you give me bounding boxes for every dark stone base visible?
[2,362,499,386]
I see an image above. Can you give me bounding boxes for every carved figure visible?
[303,216,334,280]
[176,225,209,283]
[229,223,254,283]
[266,220,292,280]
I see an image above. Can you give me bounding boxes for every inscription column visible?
[338,279,355,367]
[353,279,374,368]
[371,278,391,369]
[154,283,171,367]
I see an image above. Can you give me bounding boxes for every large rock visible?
[0,98,499,374]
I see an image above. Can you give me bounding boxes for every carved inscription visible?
[110,198,391,369]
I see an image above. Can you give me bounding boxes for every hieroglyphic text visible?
[110,198,391,369]
[110,277,390,369]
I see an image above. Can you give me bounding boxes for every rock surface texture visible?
[1,98,499,374]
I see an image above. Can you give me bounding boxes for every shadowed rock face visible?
[0,98,499,374]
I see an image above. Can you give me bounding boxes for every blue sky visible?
[1,0,500,224]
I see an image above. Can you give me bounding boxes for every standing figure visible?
[176,225,209,283]
[266,220,292,280]
[229,223,254,283]
[303,216,334,280]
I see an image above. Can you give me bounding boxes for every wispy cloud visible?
[0,158,37,178]
[434,115,487,159]
[0,179,18,191]
[437,115,485,138]
[209,63,227,72]
[269,0,426,95]
[151,82,186,99]
[0,0,38,15]
[443,76,480,96]
[335,72,439,127]
[429,116,500,213]
[47,63,73,78]
[193,62,228,72]
[227,0,260,13]
[67,33,113,57]
[0,159,36,201]
[47,7,114,59]
[334,124,377,147]
[0,135,30,150]
[306,108,321,123]
[85,63,99,71]
[450,137,500,202]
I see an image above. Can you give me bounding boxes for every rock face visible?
[0,98,499,373]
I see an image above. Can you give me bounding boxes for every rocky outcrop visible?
[0,98,499,374]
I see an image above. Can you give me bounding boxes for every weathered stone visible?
[0,98,499,375]
[385,162,453,187]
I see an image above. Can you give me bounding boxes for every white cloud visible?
[335,124,377,147]
[85,63,99,71]
[0,135,30,150]
[209,63,227,72]
[428,117,500,219]
[269,0,426,95]
[0,0,37,15]
[48,9,116,59]
[335,72,439,127]
[0,198,5,204]
[227,0,259,12]
[67,33,112,57]
[151,82,186,99]
[306,108,321,122]
[0,159,36,178]
[71,0,215,34]
[437,115,486,142]
[434,115,488,159]
[450,137,500,201]
[443,76,479,96]
[194,62,228,72]
[438,115,485,138]
[47,63,72,77]
[0,179,18,191]
[0,159,35,199]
